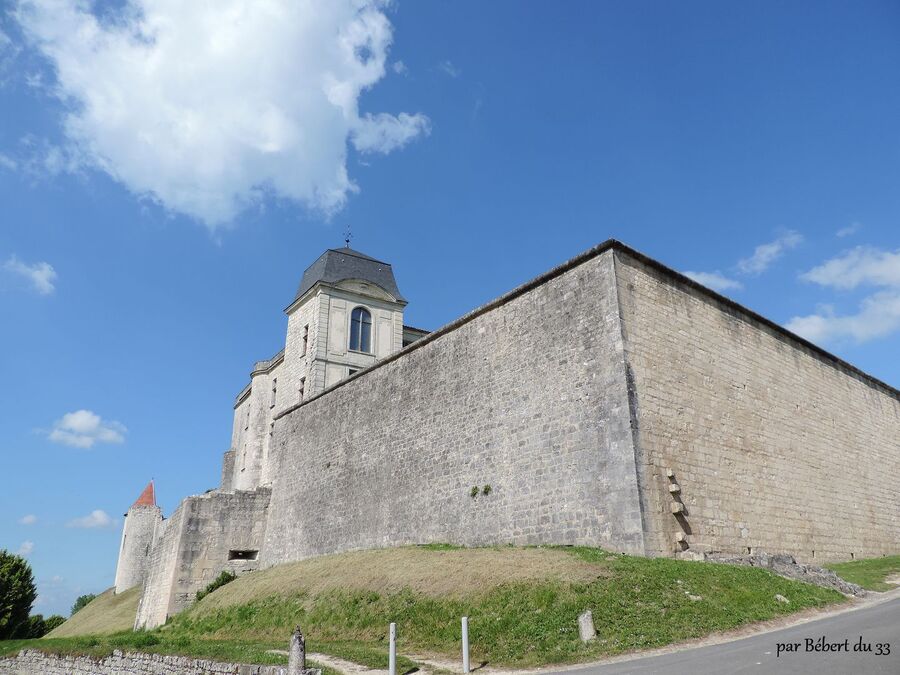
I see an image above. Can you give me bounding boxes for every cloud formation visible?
[836,222,861,238]
[67,509,116,529]
[47,410,126,448]
[786,246,900,344]
[14,0,429,228]
[683,270,743,293]
[17,540,34,556]
[4,255,56,294]
[19,514,37,525]
[736,231,803,275]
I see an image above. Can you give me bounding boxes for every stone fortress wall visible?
[613,252,900,562]
[135,489,270,629]
[262,249,646,563]
[122,240,900,629]
[114,504,161,594]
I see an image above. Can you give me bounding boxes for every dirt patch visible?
[885,574,900,586]
[193,547,608,615]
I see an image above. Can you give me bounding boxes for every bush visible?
[44,615,66,633]
[71,594,97,616]
[195,571,237,603]
[0,550,37,639]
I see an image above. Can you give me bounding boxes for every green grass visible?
[0,546,847,669]
[826,554,900,592]
[45,587,140,638]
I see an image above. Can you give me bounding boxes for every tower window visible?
[301,324,309,356]
[349,307,372,353]
[270,378,277,408]
[299,377,306,401]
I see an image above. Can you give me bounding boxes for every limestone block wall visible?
[613,249,900,563]
[279,293,321,408]
[0,649,298,675]
[230,357,282,491]
[114,504,161,593]
[262,249,646,565]
[136,489,271,629]
[135,507,182,629]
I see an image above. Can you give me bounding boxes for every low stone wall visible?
[0,649,314,675]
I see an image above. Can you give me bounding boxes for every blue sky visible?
[1,1,898,616]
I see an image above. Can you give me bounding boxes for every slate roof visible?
[292,247,406,304]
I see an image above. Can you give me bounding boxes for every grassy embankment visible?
[826,554,900,592]
[1,546,847,669]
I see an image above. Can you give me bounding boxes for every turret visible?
[114,481,162,593]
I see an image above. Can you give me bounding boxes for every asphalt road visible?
[554,595,900,675]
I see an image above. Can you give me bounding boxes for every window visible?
[299,377,306,401]
[301,324,309,356]
[270,378,277,408]
[228,549,259,561]
[349,307,372,352]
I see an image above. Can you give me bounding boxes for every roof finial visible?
[343,225,352,248]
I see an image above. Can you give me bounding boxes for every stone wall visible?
[262,249,647,564]
[0,649,294,675]
[136,489,271,629]
[613,249,900,563]
[114,504,161,593]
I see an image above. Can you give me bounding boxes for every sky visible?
[0,0,898,617]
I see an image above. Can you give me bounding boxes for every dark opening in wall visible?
[228,549,259,561]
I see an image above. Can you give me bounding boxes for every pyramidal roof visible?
[131,481,156,509]
[292,247,406,305]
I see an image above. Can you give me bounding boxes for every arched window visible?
[349,307,372,352]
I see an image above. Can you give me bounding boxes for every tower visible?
[114,481,162,593]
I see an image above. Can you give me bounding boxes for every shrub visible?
[71,594,97,616]
[195,571,237,603]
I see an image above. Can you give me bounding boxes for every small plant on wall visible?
[470,486,479,498]
[482,484,492,496]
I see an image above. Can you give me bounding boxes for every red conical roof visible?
[132,481,156,508]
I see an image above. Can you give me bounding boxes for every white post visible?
[461,616,470,674]
[389,622,397,675]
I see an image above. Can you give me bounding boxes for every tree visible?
[44,615,66,633]
[70,594,96,616]
[19,614,46,639]
[0,550,37,640]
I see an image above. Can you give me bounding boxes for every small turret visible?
[114,481,162,593]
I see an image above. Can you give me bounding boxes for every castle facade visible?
[114,241,900,630]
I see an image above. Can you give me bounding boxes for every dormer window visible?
[349,307,372,353]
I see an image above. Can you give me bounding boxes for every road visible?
[553,595,900,675]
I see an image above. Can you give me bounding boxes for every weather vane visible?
[343,225,352,248]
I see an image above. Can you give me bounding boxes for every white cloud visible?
[737,231,803,275]
[19,514,37,525]
[683,270,743,293]
[14,0,429,229]
[392,60,408,75]
[787,246,900,344]
[67,509,116,529]
[352,112,431,154]
[836,222,861,238]
[438,60,460,78]
[47,410,126,449]
[799,246,900,290]
[3,255,57,294]
[17,540,34,556]
[0,153,16,170]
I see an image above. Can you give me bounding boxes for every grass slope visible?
[2,547,846,668]
[46,587,140,638]
[826,554,900,592]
